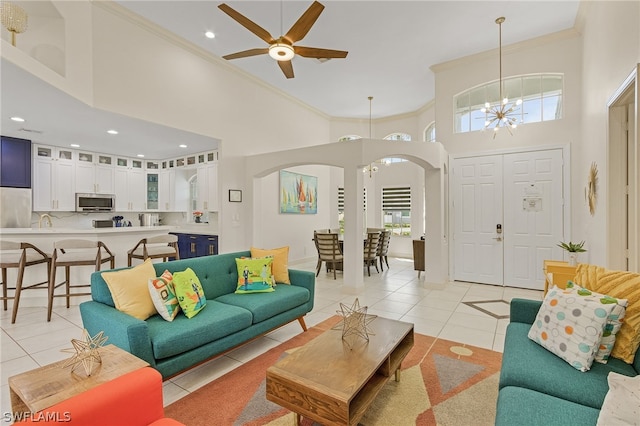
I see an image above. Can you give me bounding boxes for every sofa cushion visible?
[496,386,600,426]
[502,322,637,409]
[564,281,628,364]
[235,257,275,294]
[528,286,616,372]
[251,246,290,284]
[101,258,157,320]
[148,270,181,322]
[173,268,207,318]
[575,264,640,364]
[146,300,252,359]
[215,284,310,324]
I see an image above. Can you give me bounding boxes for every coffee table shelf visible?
[266,317,414,425]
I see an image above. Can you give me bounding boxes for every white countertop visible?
[0,225,177,235]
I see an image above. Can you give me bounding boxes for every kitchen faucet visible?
[39,214,53,228]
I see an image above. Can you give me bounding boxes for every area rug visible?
[165,316,502,426]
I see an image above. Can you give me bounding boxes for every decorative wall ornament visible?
[333,298,377,345]
[61,329,108,376]
[587,161,598,216]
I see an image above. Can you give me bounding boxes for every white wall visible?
[576,1,639,266]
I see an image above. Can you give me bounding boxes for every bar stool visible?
[0,241,50,323]
[127,234,180,266]
[48,239,115,321]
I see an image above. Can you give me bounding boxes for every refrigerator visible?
[0,187,32,228]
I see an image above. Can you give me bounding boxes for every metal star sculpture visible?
[333,298,377,343]
[61,329,108,376]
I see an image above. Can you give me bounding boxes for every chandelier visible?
[0,1,28,47]
[481,17,521,138]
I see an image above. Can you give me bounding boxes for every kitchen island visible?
[0,226,179,310]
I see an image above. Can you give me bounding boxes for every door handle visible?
[493,236,503,241]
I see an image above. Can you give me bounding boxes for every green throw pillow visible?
[148,270,181,322]
[172,268,207,318]
[235,257,275,294]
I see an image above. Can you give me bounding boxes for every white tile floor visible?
[0,256,543,423]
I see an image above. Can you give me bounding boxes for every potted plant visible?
[557,240,587,266]
[193,211,203,223]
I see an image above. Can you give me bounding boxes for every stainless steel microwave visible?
[76,193,115,212]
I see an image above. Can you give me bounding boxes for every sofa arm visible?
[288,269,315,310]
[509,298,542,325]
[12,367,183,426]
[79,301,156,368]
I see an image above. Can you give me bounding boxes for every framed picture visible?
[229,189,242,202]
[279,170,317,214]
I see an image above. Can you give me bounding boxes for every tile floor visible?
[0,256,543,423]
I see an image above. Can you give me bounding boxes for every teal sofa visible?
[80,251,315,379]
[496,298,640,425]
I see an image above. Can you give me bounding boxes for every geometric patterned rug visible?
[165,316,502,426]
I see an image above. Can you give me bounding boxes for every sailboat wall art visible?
[279,170,318,214]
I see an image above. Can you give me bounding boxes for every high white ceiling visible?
[117,0,581,119]
[1,1,580,159]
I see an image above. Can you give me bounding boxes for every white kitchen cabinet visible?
[114,158,145,211]
[75,154,115,195]
[33,145,76,211]
[158,169,189,211]
[196,163,218,212]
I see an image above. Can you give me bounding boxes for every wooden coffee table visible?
[9,344,149,415]
[266,316,414,425]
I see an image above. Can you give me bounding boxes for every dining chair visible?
[363,231,382,276]
[128,234,180,266]
[377,229,392,271]
[313,232,343,280]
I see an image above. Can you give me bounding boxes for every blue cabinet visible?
[0,136,31,188]
[171,233,218,259]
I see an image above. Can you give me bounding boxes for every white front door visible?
[453,155,504,285]
[503,150,564,289]
[453,149,565,289]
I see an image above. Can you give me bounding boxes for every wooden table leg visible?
[395,368,401,382]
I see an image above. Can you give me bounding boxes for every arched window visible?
[382,133,411,163]
[454,73,563,134]
[424,122,436,142]
[338,135,361,142]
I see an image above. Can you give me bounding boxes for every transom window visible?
[383,133,411,164]
[454,73,563,134]
[338,135,361,142]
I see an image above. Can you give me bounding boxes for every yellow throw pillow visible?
[582,268,640,364]
[574,264,604,289]
[251,246,290,284]
[102,258,158,320]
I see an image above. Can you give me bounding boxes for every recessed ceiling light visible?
[137,154,145,158]
[179,144,187,148]
[107,129,119,135]
[70,144,80,148]
[205,31,215,39]
[10,116,25,122]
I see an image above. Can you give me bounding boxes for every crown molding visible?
[430,27,581,73]
[91,0,331,120]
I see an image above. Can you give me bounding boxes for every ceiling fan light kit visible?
[218,1,348,79]
[268,42,295,61]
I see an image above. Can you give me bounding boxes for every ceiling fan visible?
[218,1,348,79]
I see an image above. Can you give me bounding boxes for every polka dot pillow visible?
[528,285,617,372]
[564,281,628,364]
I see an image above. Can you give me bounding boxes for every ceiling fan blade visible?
[283,1,324,44]
[294,46,348,59]
[218,4,275,44]
[222,48,269,60]
[278,60,295,79]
